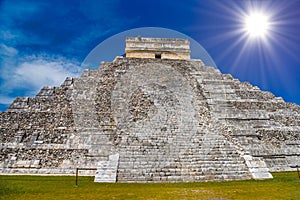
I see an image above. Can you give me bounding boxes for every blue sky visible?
[1,0,300,111]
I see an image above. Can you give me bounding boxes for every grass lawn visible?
[0,172,299,200]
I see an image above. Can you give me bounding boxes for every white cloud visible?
[0,43,18,56]
[13,56,81,89]
[0,30,18,41]
[0,54,82,107]
[0,95,15,105]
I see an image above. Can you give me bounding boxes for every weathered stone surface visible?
[0,37,299,182]
[94,153,119,182]
[125,37,190,60]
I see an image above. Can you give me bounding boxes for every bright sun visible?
[245,13,270,38]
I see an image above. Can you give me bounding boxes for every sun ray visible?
[244,13,270,38]
[195,0,300,105]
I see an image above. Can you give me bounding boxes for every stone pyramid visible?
[0,37,299,182]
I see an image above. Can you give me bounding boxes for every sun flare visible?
[245,13,270,38]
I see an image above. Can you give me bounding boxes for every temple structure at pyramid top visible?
[0,37,299,182]
[125,37,190,60]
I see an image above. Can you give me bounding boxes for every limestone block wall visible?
[0,56,299,181]
[188,64,300,172]
[92,58,251,182]
[125,37,190,60]
[0,77,90,174]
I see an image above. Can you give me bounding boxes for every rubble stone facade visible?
[0,38,299,182]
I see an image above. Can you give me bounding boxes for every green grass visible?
[0,172,299,200]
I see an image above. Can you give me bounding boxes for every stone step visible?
[94,153,119,183]
[242,155,273,179]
